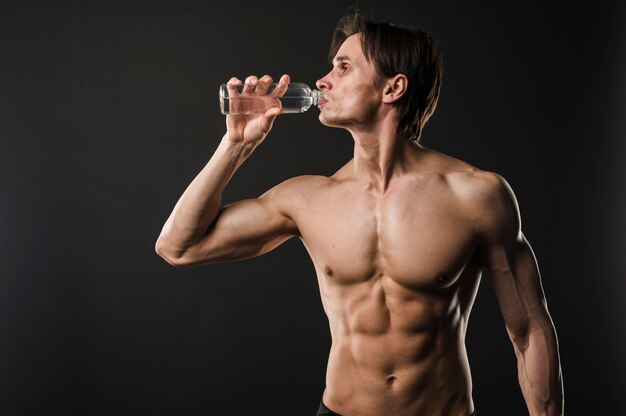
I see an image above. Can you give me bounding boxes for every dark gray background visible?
[1,0,624,414]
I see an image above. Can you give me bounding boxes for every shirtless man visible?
[155,14,563,416]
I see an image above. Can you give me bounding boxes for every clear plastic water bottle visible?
[219,82,323,115]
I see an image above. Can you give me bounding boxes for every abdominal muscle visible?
[320,274,476,416]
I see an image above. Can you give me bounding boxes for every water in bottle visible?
[219,82,323,115]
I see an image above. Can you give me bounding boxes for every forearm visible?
[514,325,564,416]
[156,134,255,259]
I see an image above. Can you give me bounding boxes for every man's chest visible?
[294,182,479,290]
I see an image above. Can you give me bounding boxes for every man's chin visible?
[318,113,343,128]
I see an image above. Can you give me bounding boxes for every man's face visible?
[316,34,384,129]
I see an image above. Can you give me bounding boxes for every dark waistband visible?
[316,401,341,416]
[316,400,476,416]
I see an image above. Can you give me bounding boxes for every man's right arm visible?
[155,74,297,267]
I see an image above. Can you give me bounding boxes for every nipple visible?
[324,265,334,277]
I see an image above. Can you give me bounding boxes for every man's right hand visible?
[225,74,290,147]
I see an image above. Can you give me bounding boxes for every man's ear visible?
[382,74,408,104]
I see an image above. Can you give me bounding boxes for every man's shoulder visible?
[285,161,367,191]
[274,174,335,192]
[446,167,509,202]
[422,148,517,221]
[420,148,507,200]
[261,174,335,207]
[440,163,520,239]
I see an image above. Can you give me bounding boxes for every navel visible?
[386,375,397,386]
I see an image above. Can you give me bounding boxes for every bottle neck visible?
[311,89,323,106]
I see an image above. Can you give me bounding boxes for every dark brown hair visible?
[328,13,443,143]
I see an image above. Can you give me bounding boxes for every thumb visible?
[259,107,282,135]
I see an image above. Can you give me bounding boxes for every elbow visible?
[155,237,191,268]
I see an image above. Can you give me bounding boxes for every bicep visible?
[178,191,299,266]
[475,172,553,341]
[480,234,553,343]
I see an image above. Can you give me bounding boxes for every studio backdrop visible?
[1,0,624,414]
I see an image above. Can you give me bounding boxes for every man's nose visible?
[316,76,330,90]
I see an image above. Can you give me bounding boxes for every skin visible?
[156,34,564,416]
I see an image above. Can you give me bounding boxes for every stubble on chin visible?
[318,109,345,128]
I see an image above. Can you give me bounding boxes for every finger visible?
[226,77,242,97]
[255,74,273,95]
[271,74,290,97]
[242,75,259,94]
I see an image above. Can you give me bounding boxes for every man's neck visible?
[349,121,422,193]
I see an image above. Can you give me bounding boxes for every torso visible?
[289,147,486,416]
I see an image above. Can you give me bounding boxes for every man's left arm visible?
[475,172,564,416]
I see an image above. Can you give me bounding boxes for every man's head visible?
[322,13,443,143]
